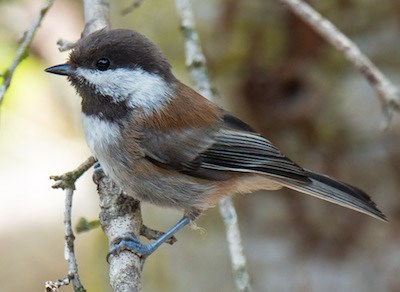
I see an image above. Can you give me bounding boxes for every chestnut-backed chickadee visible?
[46,29,386,257]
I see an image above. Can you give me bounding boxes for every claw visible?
[92,162,104,183]
[93,162,102,170]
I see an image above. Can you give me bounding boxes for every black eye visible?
[96,58,110,71]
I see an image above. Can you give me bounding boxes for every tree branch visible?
[219,198,253,292]
[279,0,400,129]
[175,1,253,291]
[50,156,97,190]
[175,0,214,99]
[47,156,96,292]
[82,0,110,37]
[0,0,55,106]
[80,1,143,291]
[94,169,142,292]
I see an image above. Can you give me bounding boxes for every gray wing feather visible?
[142,125,309,183]
[142,128,214,171]
[199,129,310,182]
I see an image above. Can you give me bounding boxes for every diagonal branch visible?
[175,1,253,291]
[279,0,400,129]
[0,0,55,106]
[50,156,97,190]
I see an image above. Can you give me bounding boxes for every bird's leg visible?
[108,216,191,260]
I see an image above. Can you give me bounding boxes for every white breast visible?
[81,114,122,179]
[82,114,120,152]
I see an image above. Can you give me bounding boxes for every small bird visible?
[46,28,386,257]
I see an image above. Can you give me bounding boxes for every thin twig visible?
[48,157,96,292]
[219,198,252,292]
[279,0,400,129]
[175,1,253,291]
[0,0,55,105]
[50,156,96,190]
[175,0,215,99]
[64,188,85,291]
[121,0,145,15]
[57,38,78,52]
[45,276,72,292]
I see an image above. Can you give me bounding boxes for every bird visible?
[45,28,386,258]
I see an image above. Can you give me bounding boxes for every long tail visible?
[279,169,387,222]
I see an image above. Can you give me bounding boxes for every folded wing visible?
[140,111,386,221]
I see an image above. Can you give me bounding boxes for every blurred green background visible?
[1,0,400,291]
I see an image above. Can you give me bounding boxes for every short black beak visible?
[45,64,75,76]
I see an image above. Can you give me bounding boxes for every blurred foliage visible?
[76,217,100,233]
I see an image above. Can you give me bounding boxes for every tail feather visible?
[279,169,387,222]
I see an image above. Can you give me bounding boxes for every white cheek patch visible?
[76,67,173,114]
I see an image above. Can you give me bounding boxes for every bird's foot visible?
[107,233,155,262]
[107,216,191,262]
